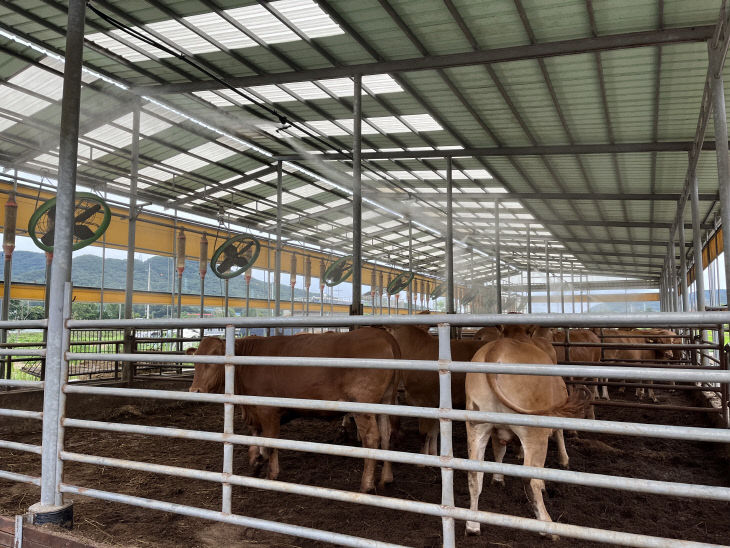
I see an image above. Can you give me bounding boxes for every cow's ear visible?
[186,347,197,355]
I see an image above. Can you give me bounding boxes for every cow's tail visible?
[486,373,590,419]
[549,387,591,418]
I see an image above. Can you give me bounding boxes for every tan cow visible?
[387,325,486,455]
[188,328,399,493]
[465,328,587,534]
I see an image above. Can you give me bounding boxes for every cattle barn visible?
[2,0,730,546]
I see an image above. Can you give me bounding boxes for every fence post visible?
[222,324,235,513]
[28,282,73,526]
[437,323,455,547]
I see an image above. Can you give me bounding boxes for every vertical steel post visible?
[494,198,502,313]
[710,42,730,298]
[222,324,235,513]
[437,323,455,547]
[545,241,551,313]
[1,190,16,379]
[274,161,283,331]
[669,236,679,312]
[570,262,575,313]
[122,102,140,383]
[33,0,84,516]
[526,225,532,313]
[559,252,565,313]
[715,229,722,306]
[678,224,690,312]
[352,75,363,316]
[408,221,413,314]
[691,173,706,312]
[446,158,455,314]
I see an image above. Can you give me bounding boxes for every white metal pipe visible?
[66,311,730,328]
[0,440,42,454]
[710,41,730,297]
[58,452,726,548]
[63,354,730,382]
[38,0,85,507]
[58,421,730,503]
[0,408,43,419]
[436,324,455,547]
[59,484,400,548]
[222,325,234,513]
[62,395,730,443]
[0,470,40,486]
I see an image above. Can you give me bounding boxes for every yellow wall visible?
[0,183,442,294]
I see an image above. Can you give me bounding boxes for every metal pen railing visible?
[5,296,730,547]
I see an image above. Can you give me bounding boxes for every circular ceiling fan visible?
[28,192,111,252]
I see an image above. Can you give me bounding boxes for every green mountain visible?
[6,250,310,301]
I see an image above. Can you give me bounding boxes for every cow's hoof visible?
[464,524,481,536]
[558,462,570,470]
[360,484,376,494]
[251,456,266,477]
[491,476,505,487]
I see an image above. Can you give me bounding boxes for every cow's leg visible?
[353,413,380,493]
[515,427,554,533]
[377,414,393,488]
[259,412,281,480]
[418,418,439,457]
[490,430,509,485]
[465,421,492,536]
[601,380,610,400]
[554,429,569,469]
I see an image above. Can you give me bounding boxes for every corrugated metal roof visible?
[0,0,728,281]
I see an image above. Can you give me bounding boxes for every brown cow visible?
[465,328,587,535]
[597,328,670,403]
[188,328,399,493]
[387,325,486,455]
[551,329,607,401]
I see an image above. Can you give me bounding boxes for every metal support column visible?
[691,173,706,312]
[494,198,502,314]
[559,252,565,313]
[526,225,532,313]
[274,161,283,330]
[678,224,689,311]
[446,158,455,315]
[570,262,575,313]
[669,236,679,312]
[408,221,413,314]
[545,241,551,313]
[1,189,16,380]
[32,0,85,518]
[122,101,140,383]
[710,42,730,298]
[437,323,455,546]
[352,74,363,316]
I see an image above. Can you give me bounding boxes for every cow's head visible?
[188,337,226,393]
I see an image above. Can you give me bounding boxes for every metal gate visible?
[2,290,730,547]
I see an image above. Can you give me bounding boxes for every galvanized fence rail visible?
[0,318,47,489]
[4,295,730,547]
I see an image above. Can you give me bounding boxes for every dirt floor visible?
[1,385,729,548]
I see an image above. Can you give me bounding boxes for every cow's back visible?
[236,327,397,403]
[552,329,601,363]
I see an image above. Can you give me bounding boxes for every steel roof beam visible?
[449,192,718,201]
[132,25,714,95]
[276,140,728,160]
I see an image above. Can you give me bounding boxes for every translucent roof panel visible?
[272,0,344,39]
[183,12,257,50]
[8,66,64,101]
[0,87,51,132]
